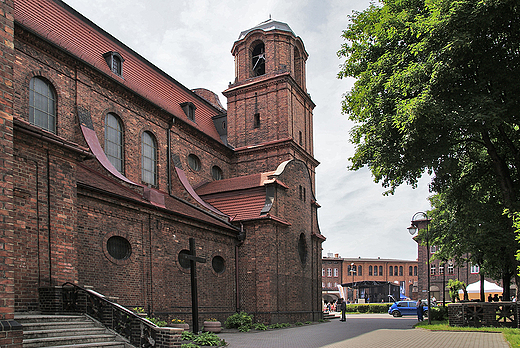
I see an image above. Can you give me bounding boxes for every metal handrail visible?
[61,282,158,347]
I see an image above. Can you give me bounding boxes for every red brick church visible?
[0,0,325,344]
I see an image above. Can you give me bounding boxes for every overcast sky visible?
[62,0,432,261]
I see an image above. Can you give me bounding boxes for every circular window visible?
[212,256,225,274]
[107,236,132,260]
[212,166,223,181]
[188,154,201,171]
[298,233,307,264]
[178,249,191,269]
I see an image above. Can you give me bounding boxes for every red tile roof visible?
[196,172,289,223]
[15,0,223,143]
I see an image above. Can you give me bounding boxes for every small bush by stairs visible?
[15,313,132,348]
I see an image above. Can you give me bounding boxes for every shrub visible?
[429,306,448,321]
[295,322,304,326]
[145,317,167,327]
[193,332,226,346]
[224,312,252,329]
[238,325,251,332]
[305,321,312,324]
[253,323,268,330]
[181,331,197,341]
[181,344,200,348]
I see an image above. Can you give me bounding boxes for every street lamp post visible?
[408,212,431,325]
[350,263,356,303]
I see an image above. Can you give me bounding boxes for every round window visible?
[178,249,191,269]
[188,154,201,171]
[107,236,131,260]
[298,233,307,264]
[212,256,225,274]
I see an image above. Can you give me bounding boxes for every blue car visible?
[388,300,428,317]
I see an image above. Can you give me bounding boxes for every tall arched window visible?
[399,266,403,276]
[374,265,378,276]
[141,131,157,185]
[369,265,373,276]
[29,77,56,133]
[252,42,265,76]
[389,266,393,276]
[105,113,124,173]
[379,266,383,276]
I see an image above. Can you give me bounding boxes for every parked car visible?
[388,300,428,317]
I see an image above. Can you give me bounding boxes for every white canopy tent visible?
[459,280,503,300]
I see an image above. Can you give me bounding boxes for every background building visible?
[322,254,418,303]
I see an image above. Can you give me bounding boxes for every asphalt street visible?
[217,313,510,348]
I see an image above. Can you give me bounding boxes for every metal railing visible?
[62,282,158,347]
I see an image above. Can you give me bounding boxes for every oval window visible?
[212,256,225,274]
[107,236,131,260]
[212,166,223,180]
[178,249,191,269]
[188,154,201,171]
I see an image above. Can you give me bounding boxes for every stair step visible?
[22,321,99,331]
[24,327,107,339]
[16,313,133,348]
[23,334,120,348]
[31,342,126,348]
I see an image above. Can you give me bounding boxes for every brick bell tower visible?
[223,19,319,182]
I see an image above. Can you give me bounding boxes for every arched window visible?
[409,266,413,276]
[414,266,418,276]
[389,266,393,276]
[369,265,373,276]
[379,265,383,276]
[252,42,265,76]
[212,165,223,180]
[141,131,157,185]
[374,265,378,276]
[399,266,403,276]
[357,265,362,276]
[105,113,124,173]
[298,233,307,264]
[29,77,56,133]
[394,266,398,276]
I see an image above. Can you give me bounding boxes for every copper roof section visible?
[15,0,223,143]
[77,164,238,232]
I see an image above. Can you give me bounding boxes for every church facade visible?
[1,0,324,340]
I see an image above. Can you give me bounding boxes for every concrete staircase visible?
[15,313,132,348]
[323,312,340,320]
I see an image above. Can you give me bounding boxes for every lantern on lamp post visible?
[408,212,431,325]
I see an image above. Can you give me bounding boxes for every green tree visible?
[338,0,520,288]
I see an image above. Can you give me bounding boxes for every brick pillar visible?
[0,0,21,346]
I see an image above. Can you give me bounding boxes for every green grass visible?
[414,320,520,347]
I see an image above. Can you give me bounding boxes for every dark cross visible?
[180,238,206,333]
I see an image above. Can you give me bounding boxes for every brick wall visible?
[0,0,23,346]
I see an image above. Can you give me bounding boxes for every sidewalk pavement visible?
[217,314,510,348]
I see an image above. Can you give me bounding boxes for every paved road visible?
[218,314,510,348]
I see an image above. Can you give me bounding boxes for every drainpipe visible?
[235,223,245,312]
[47,150,52,285]
[167,116,175,195]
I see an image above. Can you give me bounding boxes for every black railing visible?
[62,282,158,347]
